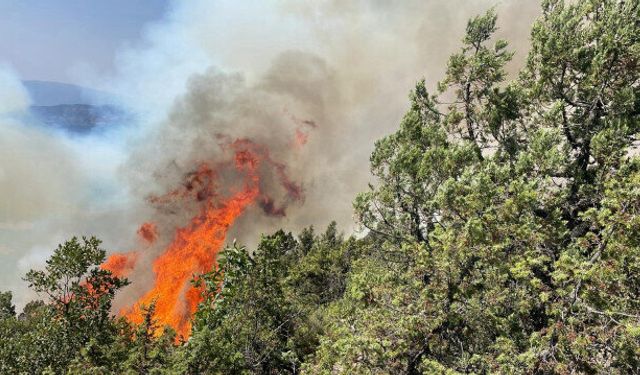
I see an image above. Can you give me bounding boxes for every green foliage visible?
[122,302,176,374]
[348,0,640,373]
[0,291,15,319]
[0,237,131,374]
[165,223,362,374]
[176,231,297,373]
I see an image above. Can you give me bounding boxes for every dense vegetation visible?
[2,0,639,373]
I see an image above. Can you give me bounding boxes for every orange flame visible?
[294,128,309,148]
[103,138,302,339]
[285,110,317,150]
[101,251,139,279]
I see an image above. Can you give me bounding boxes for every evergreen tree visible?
[330,1,640,373]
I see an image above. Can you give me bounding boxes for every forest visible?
[1,0,640,373]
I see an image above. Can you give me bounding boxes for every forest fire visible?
[102,138,303,338]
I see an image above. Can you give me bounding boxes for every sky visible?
[0,0,169,83]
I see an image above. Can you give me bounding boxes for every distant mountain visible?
[22,80,114,106]
[29,104,127,134]
[22,80,127,134]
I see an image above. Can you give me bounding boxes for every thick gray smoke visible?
[2,1,541,307]
[117,0,540,242]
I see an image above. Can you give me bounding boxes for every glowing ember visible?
[294,128,309,147]
[286,112,317,150]
[137,222,158,244]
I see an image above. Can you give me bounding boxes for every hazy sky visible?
[0,0,169,83]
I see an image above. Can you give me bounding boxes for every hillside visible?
[22,80,126,133]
